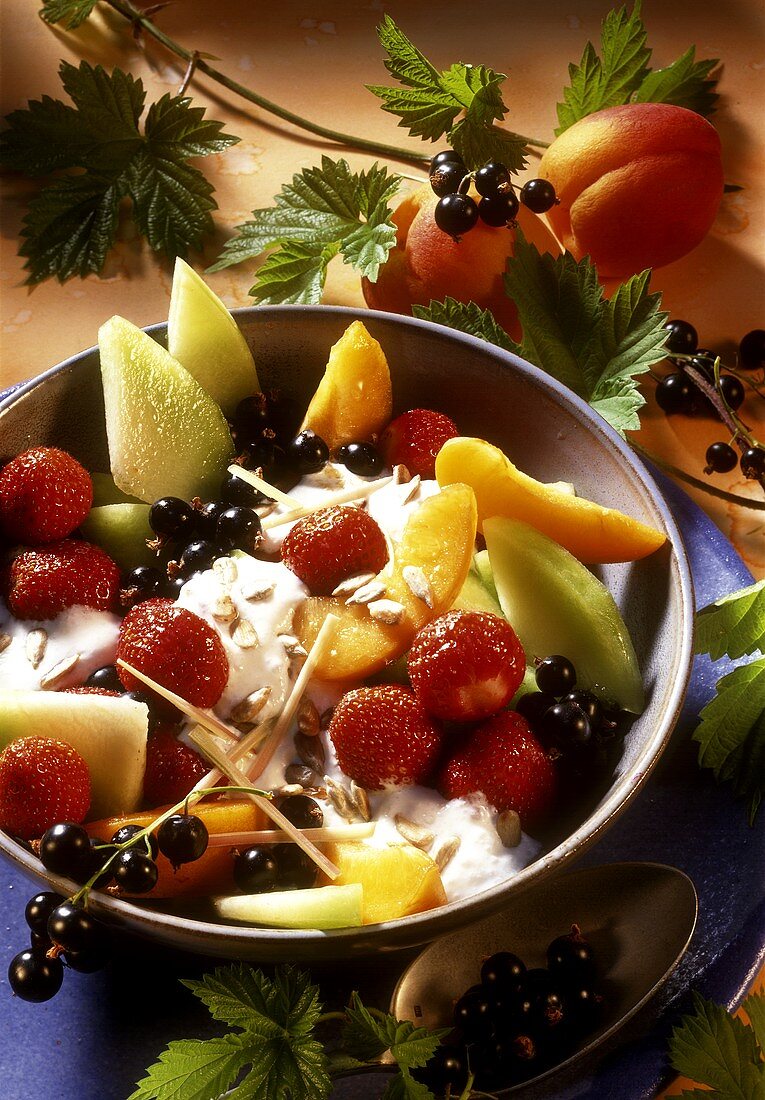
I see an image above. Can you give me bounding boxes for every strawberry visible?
[117,598,229,708]
[143,723,209,807]
[328,685,443,789]
[0,447,92,545]
[5,539,120,620]
[281,505,388,595]
[408,610,526,722]
[438,711,557,827]
[0,737,91,840]
[379,409,459,478]
[61,686,122,697]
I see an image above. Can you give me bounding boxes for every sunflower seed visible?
[212,595,238,623]
[297,697,320,736]
[285,763,318,787]
[349,782,371,822]
[496,809,522,849]
[276,783,305,798]
[319,706,334,731]
[229,686,272,725]
[401,474,422,505]
[368,599,405,625]
[231,618,259,648]
[402,565,433,607]
[212,556,238,587]
[255,502,277,519]
[296,732,325,772]
[392,463,412,485]
[434,836,461,872]
[241,579,276,601]
[346,579,387,606]
[40,652,81,689]
[25,629,47,668]
[279,634,307,658]
[0,633,11,654]
[331,572,376,598]
[325,776,358,822]
[394,815,435,851]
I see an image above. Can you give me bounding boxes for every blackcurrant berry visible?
[39,822,92,879]
[562,689,602,728]
[8,949,64,1003]
[434,193,479,238]
[656,372,695,414]
[334,441,383,477]
[738,329,765,371]
[179,539,223,577]
[429,161,464,197]
[149,497,195,540]
[287,429,329,475]
[535,654,576,695]
[241,437,276,471]
[48,902,103,953]
[274,844,317,889]
[547,927,597,986]
[220,471,267,508]
[276,794,323,829]
[478,192,520,227]
[112,849,159,893]
[233,846,280,894]
[85,665,123,692]
[25,892,65,937]
[156,814,209,867]
[689,353,716,381]
[663,319,698,355]
[515,690,557,728]
[531,987,566,1033]
[480,950,526,993]
[267,393,302,448]
[164,576,186,601]
[233,392,271,444]
[705,442,738,474]
[122,565,164,605]
[421,1044,469,1093]
[520,178,557,213]
[741,447,765,479]
[194,500,227,541]
[540,700,592,751]
[474,160,511,198]
[453,987,494,1041]
[111,824,159,859]
[562,985,604,1035]
[719,374,745,410]
[429,150,465,173]
[216,506,262,554]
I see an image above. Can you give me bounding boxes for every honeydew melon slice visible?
[484,516,644,713]
[215,883,363,929]
[99,315,235,504]
[452,555,503,616]
[80,503,154,570]
[0,692,148,818]
[167,258,259,416]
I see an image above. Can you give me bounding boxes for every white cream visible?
[0,603,120,691]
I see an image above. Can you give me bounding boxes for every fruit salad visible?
[0,261,667,980]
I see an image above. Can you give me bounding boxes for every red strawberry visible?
[0,737,91,840]
[408,610,526,722]
[379,409,459,478]
[438,711,557,827]
[0,447,92,544]
[143,723,209,807]
[281,505,388,595]
[5,539,120,620]
[328,685,443,790]
[62,686,122,697]
[117,598,228,708]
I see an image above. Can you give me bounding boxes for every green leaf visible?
[40,0,99,29]
[342,993,446,1071]
[182,963,278,1030]
[369,16,526,171]
[0,60,238,283]
[668,992,765,1099]
[128,1035,252,1100]
[634,46,719,117]
[382,1069,437,1100]
[693,658,765,823]
[208,157,400,303]
[412,298,514,351]
[695,580,765,661]
[743,992,765,1054]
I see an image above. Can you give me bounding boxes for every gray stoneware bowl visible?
[0,305,694,961]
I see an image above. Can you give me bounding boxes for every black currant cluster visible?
[7,813,209,1003]
[658,321,765,482]
[429,149,558,239]
[232,794,323,893]
[516,655,620,773]
[421,927,603,1094]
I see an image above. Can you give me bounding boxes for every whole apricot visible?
[538,102,724,277]
[362,184,561,339]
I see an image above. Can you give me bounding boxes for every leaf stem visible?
[630,442,765,511]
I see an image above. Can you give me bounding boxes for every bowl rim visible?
[0,303,695,951]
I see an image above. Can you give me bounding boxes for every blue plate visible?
[0,470,762,1100]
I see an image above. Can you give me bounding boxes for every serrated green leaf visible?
[250,241,338,304]
[376,13,442,90]
[743,992,765,1053]
[695,580,765,661]
[382,1068,437,1100]
[634,47,719,116]
[669,992,765,1099]
[368,85,460,142]
[589,386,645,433]
[693,658,765,823]
[413,298,515,351]
[127,152,217,257]
[40,0,98,28]
[342,993,446,1071]
[128,1035,252,1100]
[0,97,95,175]
[143,93,239,158]
[448,117,527,175]
[182,964,278,1030]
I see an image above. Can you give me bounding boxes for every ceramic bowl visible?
[0,305,694,961]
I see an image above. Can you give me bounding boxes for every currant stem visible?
[630,442,765,510]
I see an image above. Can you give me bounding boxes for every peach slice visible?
[436,437,665,564]
[318,842,446,924]
[293,483,477,680]
[87,799,268,899]
[300,320,393,448]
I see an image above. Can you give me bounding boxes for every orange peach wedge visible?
[300,320,393,448]
[318,842,446,924]
[294,482,477,679]
[436,437,665,564]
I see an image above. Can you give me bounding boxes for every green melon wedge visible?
[215,883,363,930]
[0,692,148,818]
[167,258,259,416]
[452,555,504,616]
[80,503,154,570]
[99,315,235,503]
[484,516,644,713]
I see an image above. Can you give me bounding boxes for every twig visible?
[630,442,765,510]
[178,49,199,97]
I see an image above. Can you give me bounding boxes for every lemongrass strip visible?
[190,717,277,798]
[261,477,393,531]
[229,465,301,508]
[189,726,339,879]
[248,613,339,782]
[206,822,374,848]
[116,660,240,744]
